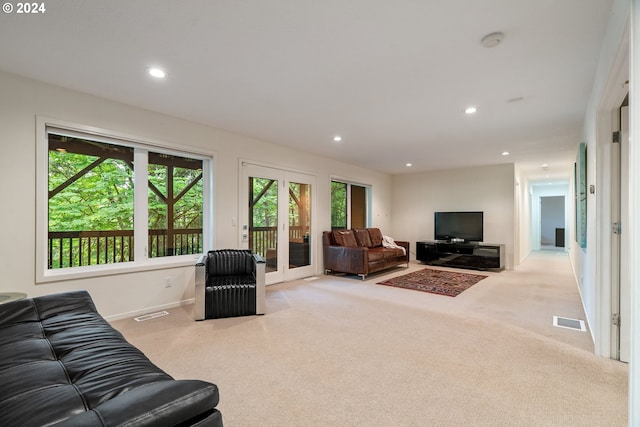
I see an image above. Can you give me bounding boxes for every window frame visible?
[36,116,215,283]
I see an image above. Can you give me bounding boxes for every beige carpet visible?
[113,251,628,426]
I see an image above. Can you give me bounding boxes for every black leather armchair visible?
[195,249,266,320]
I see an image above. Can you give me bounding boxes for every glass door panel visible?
[243,163,284,283]
[288,181,311,269]
[250,176,278,273]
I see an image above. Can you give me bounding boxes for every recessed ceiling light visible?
[406,163,412,167]
[147,67,167,79]
[333,136,342,142]
[501,151,510,156]
[465,106,477,114]
[542,164,550,170]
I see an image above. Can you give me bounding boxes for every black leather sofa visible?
[0,290,222,426]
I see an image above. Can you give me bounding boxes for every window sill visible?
[36,254,202,284]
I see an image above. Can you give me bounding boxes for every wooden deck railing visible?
[49,226,306,269]
[249,226,305,259]
[48,228,203,269]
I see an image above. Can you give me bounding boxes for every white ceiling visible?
[0,0,614,178]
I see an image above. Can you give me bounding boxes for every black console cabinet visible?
[416,241,505,271]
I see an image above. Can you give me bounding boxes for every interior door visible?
[619,105,630,362]
[241,163,315,285]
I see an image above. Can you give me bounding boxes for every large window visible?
[38,120,212,281]
[331,180,370,230]
[331,181,347,230]
[48,135,135,268]
[147,152,203,258]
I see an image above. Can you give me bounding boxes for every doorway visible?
[241,163,316,284]
[530,183,570,252]
[540,196,566,250]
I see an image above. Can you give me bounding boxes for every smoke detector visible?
[481,32,505,48]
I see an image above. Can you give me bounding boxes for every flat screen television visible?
[434,211,483,243]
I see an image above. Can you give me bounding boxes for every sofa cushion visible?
[368,228,384,247]
[382,247,406,259]
[367,247,386,262]
[333,230,358,247]
[354,229,373,247]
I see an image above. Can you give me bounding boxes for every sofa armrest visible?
[56,380,221,427]
[195,255,207,321]
[324,245,369,275]
[395,241,410,262]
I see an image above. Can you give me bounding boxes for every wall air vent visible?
[134,311,170,322]
[553,316,586,332]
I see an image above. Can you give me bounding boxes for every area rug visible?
[377,268,487,297]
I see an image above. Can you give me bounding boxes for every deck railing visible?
[48,228,203,268]
[249,226,305,258]
[49,226,305,269]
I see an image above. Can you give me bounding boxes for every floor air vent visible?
[134,311,170,322]
[553,316,586,332]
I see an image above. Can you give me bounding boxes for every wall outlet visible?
[164,276,173,288]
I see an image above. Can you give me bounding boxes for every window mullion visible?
[134,148,149,260]
[346,183,352,228]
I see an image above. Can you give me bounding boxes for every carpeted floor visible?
[112,251,628,426]
[377,267,487,296]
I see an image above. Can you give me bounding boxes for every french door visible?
[241,163,315,284]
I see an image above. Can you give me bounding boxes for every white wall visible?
[0,70,393,319]
[390,164,515,269]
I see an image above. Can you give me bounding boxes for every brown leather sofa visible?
[322,228,409,279]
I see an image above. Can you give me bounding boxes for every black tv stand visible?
[416,241,505,271]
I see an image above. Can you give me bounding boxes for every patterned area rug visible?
[377,268,487,297]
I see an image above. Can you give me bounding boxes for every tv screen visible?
[434,211,483,242]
